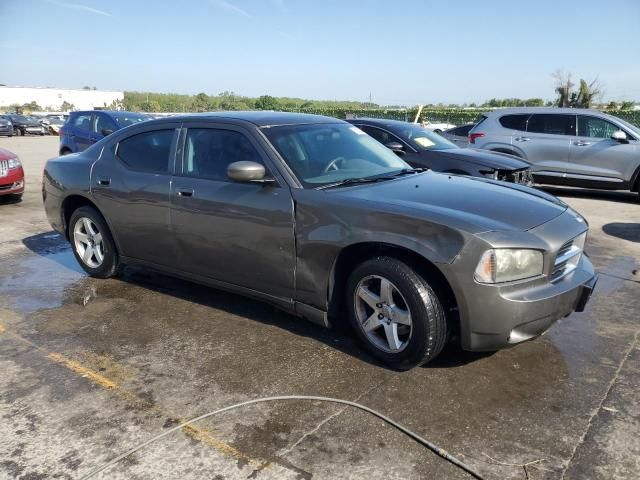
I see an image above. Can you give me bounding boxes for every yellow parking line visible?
[48,353,119,390]
[0,322,266,470]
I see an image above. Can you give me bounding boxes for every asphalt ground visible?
[1,135,638,480]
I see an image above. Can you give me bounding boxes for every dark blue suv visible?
[59,110,150,155]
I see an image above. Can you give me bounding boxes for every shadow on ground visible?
[21,231,490,370]
[602,222,640,243]
[540,186,639,205]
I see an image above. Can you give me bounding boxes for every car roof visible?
[166,111,343,127]
[482,107,609,116]
[71,110,149,118]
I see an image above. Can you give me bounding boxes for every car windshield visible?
[613,116,640,138]
[262,123,410,187]
[10,115,31,122]
[397,124,458,150]
[112,113,149,128]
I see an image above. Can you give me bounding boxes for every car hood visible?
[433,148,530,170]
[333,171,567,232]
[0,147,17,161]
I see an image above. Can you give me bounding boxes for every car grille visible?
[550,233,586,282]
[498,168,533,185]
[0,160,8,178]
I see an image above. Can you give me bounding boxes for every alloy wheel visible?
[354,275,413,353]
[73,217,105,268]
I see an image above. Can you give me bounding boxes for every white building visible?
[0,86,124,111]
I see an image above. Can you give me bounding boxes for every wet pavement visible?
[1,136,639,480]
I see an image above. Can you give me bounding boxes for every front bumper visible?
[442,209,597,352]
[0,167,25,196]
[458,255,597,351]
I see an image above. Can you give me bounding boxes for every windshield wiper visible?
[391,167,428,176]
[317,176,393,190]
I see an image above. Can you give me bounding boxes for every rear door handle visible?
[176,188,194,197]
[573,141,591,146]
[515,137,531,142]
[97,178,111,186]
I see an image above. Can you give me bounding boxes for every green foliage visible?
[254,95,278,110]
[482,98,544,107]
[117,91,640,127]
[60,100,75,112]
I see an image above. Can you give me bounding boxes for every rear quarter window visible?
[499,114,530,131]
[116,129,174,173]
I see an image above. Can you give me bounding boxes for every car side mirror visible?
[385,141,405,155]
[101,128,114,136]
[227,161,275,184]
[611,130,628,143]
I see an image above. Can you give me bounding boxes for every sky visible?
[1,0,639,105]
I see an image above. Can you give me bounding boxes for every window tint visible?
[94,114,116,135]
[183,129,263,181]
[499,114,529,131]
[359,126,401,145]
[527,114,575,135]
[577,116,620,138]
[447,124,474,136]
[72,114,93,131]
[116,129,174,173]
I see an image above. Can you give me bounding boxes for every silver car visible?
[468,108,640,197]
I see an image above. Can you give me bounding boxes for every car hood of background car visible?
[332,171,567,232]
[0,147,17,160]
[431,148,530,170]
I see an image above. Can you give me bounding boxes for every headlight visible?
[474,248,543,283]
[8,157,21,169]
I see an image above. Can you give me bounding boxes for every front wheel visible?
[346,256,448,370]
[69,206,120,278]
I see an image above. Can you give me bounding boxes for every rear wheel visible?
[69,206,120,278]
[346,256,448,370]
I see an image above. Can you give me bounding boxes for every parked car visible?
[422,121,456,134]
[59,110,150,154]
[0,147,25,200]
[441,123,475,147]
[468,108,640,197]
[347,118,533,185]
[0,117,13,137]
[43,112,597,369]
[46,117,65,136]
[0,114,45,136]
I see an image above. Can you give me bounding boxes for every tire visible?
[346,256,448,370]
[16,129,23,136]
[69,206,120,278]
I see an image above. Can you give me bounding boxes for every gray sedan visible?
[43,112,597,369]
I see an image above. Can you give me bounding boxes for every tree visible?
[255,95,279,110]
[193,92,210,112]
[553,70,602,108]
[82,86,91,90]
[620,101,634,110]
[60,100,74,112]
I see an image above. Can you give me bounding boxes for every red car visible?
[0,147,25,200]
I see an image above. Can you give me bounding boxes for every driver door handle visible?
[176,188,194,198]
[573,141,591,146]
[97,178,111,186]
[515,137,530,142]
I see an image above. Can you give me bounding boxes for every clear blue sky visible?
[1,0,639,104]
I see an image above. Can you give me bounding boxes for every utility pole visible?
[369,92,372,105]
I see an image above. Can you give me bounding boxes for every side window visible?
[72,114,93,132]
[116,129,174,173]
[527,114,575,136]
[359,126,399,145]
[94,114,117,135]
[499,114,530,131]
[183,128,263,181]
[577,116,620,139]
